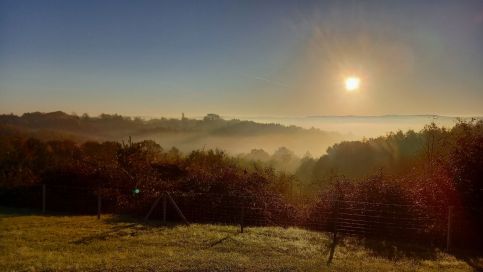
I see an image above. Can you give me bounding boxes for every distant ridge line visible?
[305,114,481,119]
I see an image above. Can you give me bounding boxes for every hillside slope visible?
[0,209,474,272]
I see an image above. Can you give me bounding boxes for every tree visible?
[203,113,222,121]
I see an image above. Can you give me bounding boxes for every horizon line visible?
[1,110,482,120]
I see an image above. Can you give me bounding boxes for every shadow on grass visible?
[71,222,140,244]
[350,237,440,260]
[452,251,483,272]
[71,215,178,245]
[73,214,241,247]
[341,235,483,271]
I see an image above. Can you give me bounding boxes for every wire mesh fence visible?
[1,184,481,250]
[308,200,446,244]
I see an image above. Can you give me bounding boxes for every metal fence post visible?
[42,184,46,213]
[446,206,454,251]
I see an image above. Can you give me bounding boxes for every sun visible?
[344,76,360,92]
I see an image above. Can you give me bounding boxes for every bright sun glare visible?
[344,76,360,92]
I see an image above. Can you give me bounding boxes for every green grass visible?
[0,208,475,272]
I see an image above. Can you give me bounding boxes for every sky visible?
[1,0,482,117]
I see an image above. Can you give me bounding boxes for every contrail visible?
[254,76,290,88]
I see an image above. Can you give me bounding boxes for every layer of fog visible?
[236,115,463,139]
[129,130,347,158]
[127,115,468,157]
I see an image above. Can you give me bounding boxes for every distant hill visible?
[0,111,347,156]
[242,114,477,138]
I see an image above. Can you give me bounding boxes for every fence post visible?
[162,193,167,225]
[97,193,102,220]
[240,202,245,233]
[42,184,46,213]
[327,191,341,266]
[446,206,454,252]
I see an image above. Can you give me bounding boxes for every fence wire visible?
[1,185,482,250]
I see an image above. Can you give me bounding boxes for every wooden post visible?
[446,206,454,252]
[327,231,338,265]
[327,192,341,266]
[240,204,245,233]
[42,184,46,213]
[162,193,167,225]
[97,193,101,220]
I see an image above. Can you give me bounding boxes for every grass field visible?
[0,208,477,272]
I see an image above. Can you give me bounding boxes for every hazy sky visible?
[1,0,482,117]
